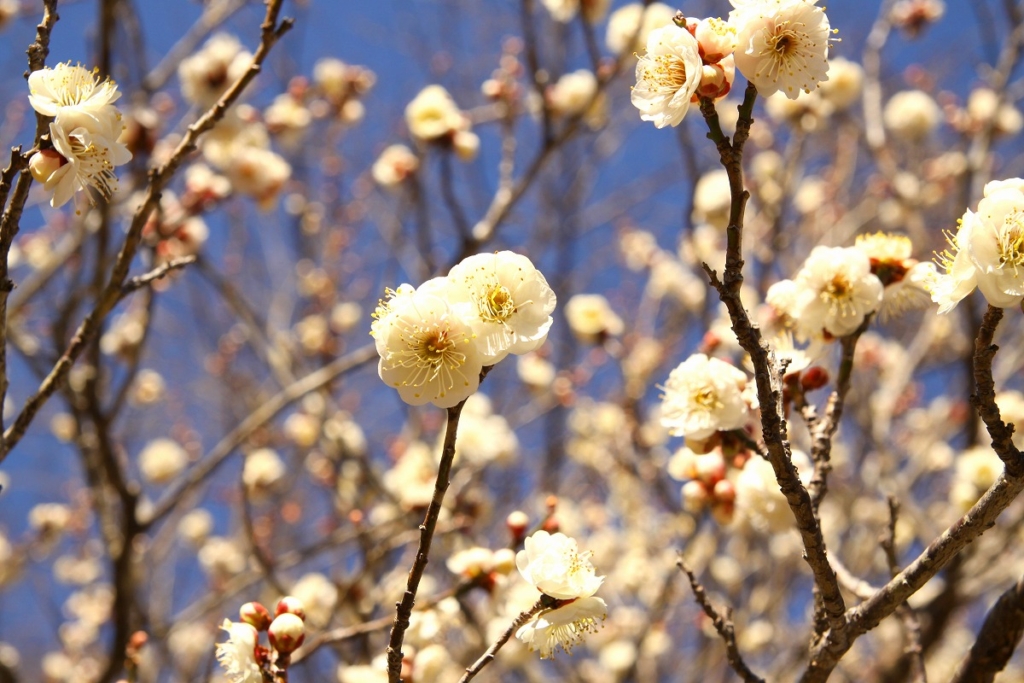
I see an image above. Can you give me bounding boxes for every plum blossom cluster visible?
[931,178,1024,313]
[514,530,607,658]
[216,597,307,683]
[27,62,132,208]
[632,0,833,127]
[372,251,556,408]
[766,242,895,341]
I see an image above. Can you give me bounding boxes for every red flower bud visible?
[268,613,306,655]
[239,602,272,631]
[801,366,830,392]
[275,596,306,621]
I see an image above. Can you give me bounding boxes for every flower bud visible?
[239,601,272,631]
[694,56,734,101]
[713,478,736,504]
[268,613,306,655]
[692,453,725,484]
[506,510,529,540]
[275,596,306,620]
[29,149,65,184]
[801,366,830,392]
[452,130,480,162]
[681,480,709,513]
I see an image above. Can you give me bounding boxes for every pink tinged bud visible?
[268,613,306,655]
[275,596,306,620]
[506,510,529,540]
[681,480,710,513]
[713,479,736,504]
[240,601,272,631]
[692,453,725,484]
[801,366,830,392]
[695,59,734,101]
[29,149,65,184]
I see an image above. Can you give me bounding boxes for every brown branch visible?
[802,308,1024,682]
[0,0,294,465]
[119,256,196,296]
[880,497,927,683]
[385,372,488,681]
[458,598,548,683]
[290,617,394,665]
[677,556,764,683]
[971,306,1024,476]
[698,86,846,636]
[807,321,868,513]
[949,575,1024,683]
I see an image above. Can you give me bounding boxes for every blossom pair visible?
[372,251,556,408]
[632,0,833,128]
[515,530,607,658]
[27,63,132,207]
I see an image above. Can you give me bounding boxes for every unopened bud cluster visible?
[215,597,308,682]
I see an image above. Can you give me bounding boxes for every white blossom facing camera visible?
[791,246,883,338]
[516,530,604,600]
[730,0,832,99]
[660,353,753,441]
[372,281,483,408]
[446,251,556,364]
[631,23,703,128]
[28,62,124,137]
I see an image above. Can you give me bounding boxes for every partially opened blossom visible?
[446,251,556,363]
[660,354,753,441]
[631,23,703,128]
[730,0,832,99]
[215,619,261,683]
[515,596,607,658]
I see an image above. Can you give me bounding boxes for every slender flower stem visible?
[386,367,491,682]
[458,598,547,683]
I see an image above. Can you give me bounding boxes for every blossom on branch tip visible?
[730,0,832,99]
[215,619,262,683]
[791,246,883,338]
[446,251,556,364]
[631,24,703,128]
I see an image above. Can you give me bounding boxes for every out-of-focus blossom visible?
[606,3,676,56]
[138,438,189,485]
[179,34,252,106]
[884,90,942,140]
[564,293,624,343]
[372,144,419,188]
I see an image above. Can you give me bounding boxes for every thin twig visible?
[0,0,294,465]
[120,256,196,296]
[677,556,764,683]
[880,497,927,683]
[949,574,1024,683]
[459,598,548,682]
[385,368,491,681]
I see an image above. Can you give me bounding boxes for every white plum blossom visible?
[660,354,753,440]
[178,33,252,106]
[372,281,483,408]
[515,596,608,658]
[215,619,262,683]
[631,23,703,128]
[138,438,189,485]
[405,85,465,142]
[516,530,603,600]
[446,251,556,363]
[735,449,811,532]
[791,246,883,338]
[27,63,131,207]
[730,0,832,99]
[606,2,677,56]
[28,62,124,137]
[372,144,419,188]
[564,293,624,343]
[883,90,942,140]
[932,179,1024,312]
